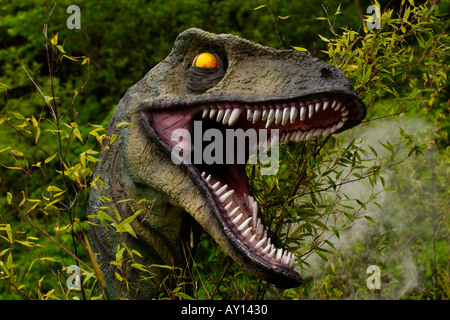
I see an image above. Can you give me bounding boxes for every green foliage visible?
[0,0,448,300]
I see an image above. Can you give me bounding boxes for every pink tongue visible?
[150,111,194,145]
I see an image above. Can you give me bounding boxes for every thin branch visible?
[43,1,86,300]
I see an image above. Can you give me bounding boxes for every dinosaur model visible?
[89,28,366,299]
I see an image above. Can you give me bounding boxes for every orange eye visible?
[192,52,217,68]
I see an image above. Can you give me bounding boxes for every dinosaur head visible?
[90,28,365,296]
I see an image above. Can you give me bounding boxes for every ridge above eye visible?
[192,52,217,68]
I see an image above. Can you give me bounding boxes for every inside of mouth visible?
[147,96,355,271]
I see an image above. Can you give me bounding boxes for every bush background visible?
[0,0,448,299]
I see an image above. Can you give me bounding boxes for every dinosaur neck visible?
[89,134,201,299]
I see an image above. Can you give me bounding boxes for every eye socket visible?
[192,52,217,68]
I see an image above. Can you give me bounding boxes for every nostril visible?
[321,67,332,79]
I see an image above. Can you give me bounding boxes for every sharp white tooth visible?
[252,206,258,229]
[256,218,262,233]
[283,252,290,265]
[323,101,329,111]
[253,109,262,123]
[224,202,232,211]
[280,133,286,142]
[315,102,321,113]
[341,109,349,117]
[290,256,297,268]
[228,108,243,126]
[219,190,234,202]
[285,132,293,142]
[289,253,295,267]
[336,121,345,130]
[202,109,209,118]
[275,108,282,125]
[331,100,337,109]
[334,101,342,111]
[276,249,283,261]
[261,110,268,121]
[222,109,232,125]
[282,108,290,126]
[255,237,267,249]
[232,212,243,224]
[305,130,314,140]
[342,116,348,122]
[247,109,253,121]
[201,171,206,178]
[216,109,225,122]
[249,234,257,244]
[299,106,306,121]
[294,131,302,142]
[268,246,276,259]
[228,206,240,218]
[313,128,323,137]
[215,184,228,196]
[330,123,338,133]
[257,224,264,236]
[265,109,275,128]
[261,243,270,254]
[290,253,296,267]
[211,181,221,190]
[205,175,212,183]
[290,106,298,123]
[209,109,217,119]
[237,217,252,231]
[242,226,252,238]
[322,127,331,136]
[308,104,314,118]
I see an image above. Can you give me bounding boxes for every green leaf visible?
[356,199,367,210]
[47,186,63,193]
[51,33,58,46]
[315,250,328,261]
[331,226,340,240]
[253,4,267,10]
[131,263,148,272]
[12,112,25,120]
[0,81,10,89]
[116,122,135,129]
[293,46,309,53]
[56,45,66,53]
[96,211,115,222]
[150,264,174,271]
[115,271,123,282]
[45,153,58,164]
[364,215,376,224]
[116,215,137,237]
[369,145,378,157]
[318,34,330,42]
[6,192,12,204]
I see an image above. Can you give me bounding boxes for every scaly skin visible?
[89,28,366,299]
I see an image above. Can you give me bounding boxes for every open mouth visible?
[139,92,365,288]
